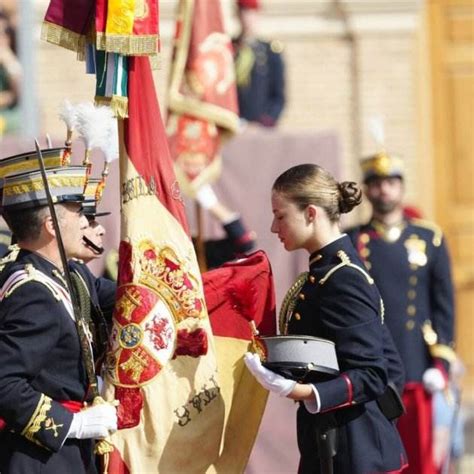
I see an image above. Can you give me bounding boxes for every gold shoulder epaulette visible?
[0,244,20,272]
[411,218,443,247]
[0,264,63,301]
[319,250,374,285]
[270,39,284,54]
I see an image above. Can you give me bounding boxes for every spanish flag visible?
[103,55,224,473]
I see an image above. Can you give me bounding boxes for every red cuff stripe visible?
[341,374,353,404]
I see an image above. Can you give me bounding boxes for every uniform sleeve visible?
[263,47,285,125]
[429,236,455,369]
[94,275,117,318]
[430,237,455,345]
[312,269,388,412]
[0,283,74,451]
[382,323,405,393]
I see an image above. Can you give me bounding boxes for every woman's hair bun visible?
[338,181,362,214]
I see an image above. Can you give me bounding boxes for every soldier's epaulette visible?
[270,39,284,54]
[0,244,20,272]
[410,218,443,247]
[0,264,64,301]
[319,250,374,286]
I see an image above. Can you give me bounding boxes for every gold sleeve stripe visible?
[21,394,53,443]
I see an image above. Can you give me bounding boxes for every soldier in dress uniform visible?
[234,0,285,127]
[244,164,407,474]
[346,151,456,474]
[0,161,117,473]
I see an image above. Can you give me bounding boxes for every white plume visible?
[102,117,119,163]
[368,116,386,149]
[58,99,78,131]
[75,102,115,151]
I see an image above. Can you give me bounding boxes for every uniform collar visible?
[309,234,351,269]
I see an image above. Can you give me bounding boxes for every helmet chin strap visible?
[83,236,105,255]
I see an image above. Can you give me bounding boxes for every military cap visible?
[360,151,404,184]
[82,178,110,218]
[0,147,70,179]
[2,166,88,211]
[0,147,71,213]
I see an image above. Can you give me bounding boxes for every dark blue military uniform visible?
[284,235,406,474]
[0,250,116,474]
[234,39,285,126]
[347,218,455,381]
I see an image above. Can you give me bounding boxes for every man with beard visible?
[346,152,456,474]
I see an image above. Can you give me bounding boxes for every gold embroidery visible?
[135,243,205,321]
[411,218,443,247]
[44,417,64,438]
[116,287,142,321]
[3,176,85,197]
[119,347,149,383]
[319,250,374,285]
[278,271,308,334]
[0,244,20,272]
[21,394,53,444]
[1,264,63,301]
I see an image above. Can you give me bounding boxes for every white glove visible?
[244,352,296,397]
[423,367,447,393]
[67,404,118,440]
[195,184,218,210]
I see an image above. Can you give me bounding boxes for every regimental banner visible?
[103,56,224,473]
[167,0,239,196]
[95,0,160,56]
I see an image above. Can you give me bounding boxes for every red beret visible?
[238,0,260,10]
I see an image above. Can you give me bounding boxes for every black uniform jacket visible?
[288,236,406,474]
[236,39,285,126]
[0,250,116,474]
[347,218,455,382]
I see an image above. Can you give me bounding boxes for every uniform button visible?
[309,276,316,283]
[360,248,370,258]
[409,276,418,285]
[299,293,305,300]
[360,234,370,244]
[406,320,415,330]
[407,305,416,316]
[294,313,301,320]
[408,290,416,300]
[365,261,372,270]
